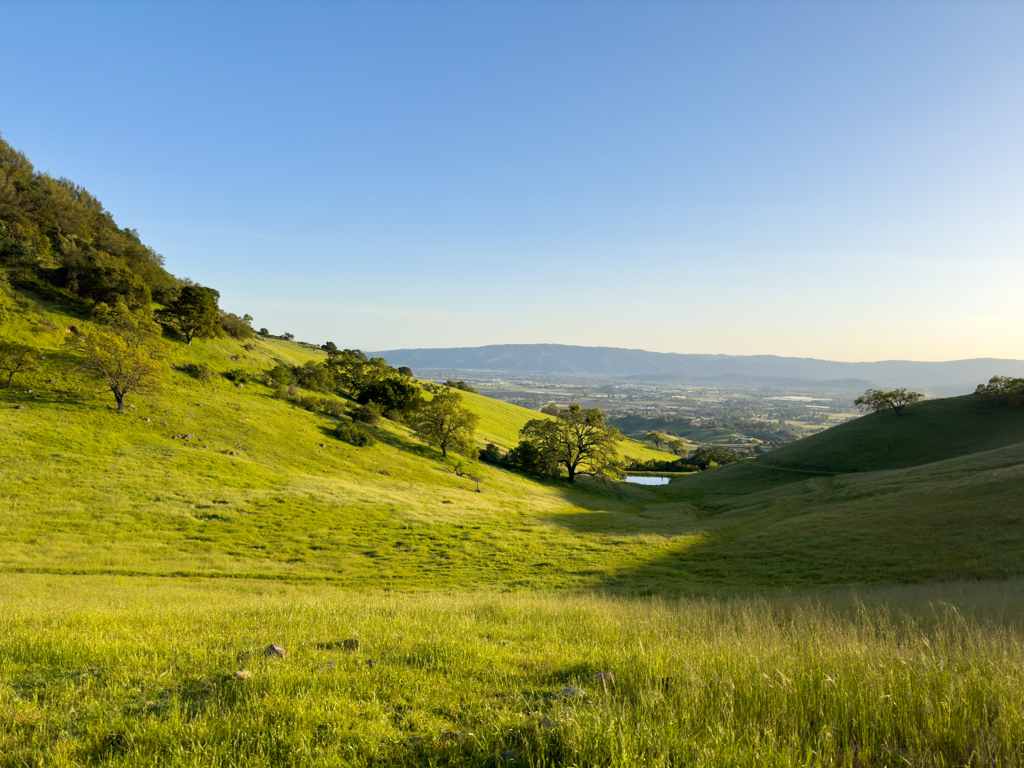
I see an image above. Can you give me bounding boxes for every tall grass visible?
[2,576,1022,766]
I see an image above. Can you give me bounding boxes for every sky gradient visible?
[2,1,1022,362]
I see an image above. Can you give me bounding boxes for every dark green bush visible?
[354,402,382,425]
[320,399,347,417]
[219,311,255,340]
[480,443,504,465]
[295,394,319,411]
[180,362,212,385]
[337,422,376,447]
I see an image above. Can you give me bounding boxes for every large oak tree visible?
[519,404,623,483]
[156,285,221,344]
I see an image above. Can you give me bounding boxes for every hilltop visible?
[377,342,1024,393]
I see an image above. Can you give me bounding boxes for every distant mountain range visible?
[376,344,1024,394]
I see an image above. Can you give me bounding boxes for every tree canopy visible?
[356,376,424,421]
[0,339,42,388]
[975,376,1024,398]
[855,388,924,417]
[518,404,623,483]
[64,302,165,412]
[414,389,480,458]
[1,132,178,305]
[156,285,222,344]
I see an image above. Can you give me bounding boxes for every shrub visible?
[287,385,297,397]
[295,394,319,411]
[219,311,255,340]
[480,443,504,465]
[320,399,347,417]
[445,379,478,394]
[397,366,413,377]
[267,365,291,386]
[291,360,335,393]
[222,368,248,383]
[354,402,382,425]
[180,362,212,385]
[337,422,375,447]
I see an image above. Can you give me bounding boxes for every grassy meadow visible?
[3,576,1024,767]
[3,291,1024,764]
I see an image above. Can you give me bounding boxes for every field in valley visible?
[2,292,1024,766]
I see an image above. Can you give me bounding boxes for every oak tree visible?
[156,285,221,344]
[414,388,480,458]
[518,404,623,483]
[64,302,164,412]
[855,388,924,417]
[0,340,42,388]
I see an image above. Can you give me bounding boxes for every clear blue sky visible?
[3,1,1022,361]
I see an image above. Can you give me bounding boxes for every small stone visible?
[233,670,252,679]
[128,404,137,409]
[366,659,377,668]
[229,451,236,456]
[500,749,521,763]
[317,443,325,448]
[440,730,466,743]
[558,686,586,700]
[343,638,360,651]
[161,419,167,425]
[26,389,32,394]
[593,671,615,685]
[14,405,25,410]
[265,644,287,658]
[48,378,56,384]
[315,661,336,671]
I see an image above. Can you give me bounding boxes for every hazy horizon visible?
[3,2,1022,362]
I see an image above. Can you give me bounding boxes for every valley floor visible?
[2,575,1023,767]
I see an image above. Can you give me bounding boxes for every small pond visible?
[623,476,671,486]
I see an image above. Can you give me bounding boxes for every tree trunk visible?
[5,371,13,388]
[116,392,126,412]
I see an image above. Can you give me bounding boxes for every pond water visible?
[623,476,671,486]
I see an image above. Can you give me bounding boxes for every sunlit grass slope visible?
[1,292,685,590]
[3,575,1024,768]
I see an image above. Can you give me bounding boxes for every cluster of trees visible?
[625,446,742,474]
[481,405,624,483]
[0,134,266,412]
[645,431,688,455]
[854,388,924,417]
[974,376,1024,405]
[444,379,478,394]
[1,132,177,307]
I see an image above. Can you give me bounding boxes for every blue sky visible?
[3,1,1022,361]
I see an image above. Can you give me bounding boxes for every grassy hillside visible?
[6,134,1024,767]
[760,394,1024,473]
[1,290,688,590]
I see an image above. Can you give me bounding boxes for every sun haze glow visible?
[3,2,1022,362]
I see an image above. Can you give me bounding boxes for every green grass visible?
[5,290,1024,765]
[3,575,1024,767]
[759,395,1024,474]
